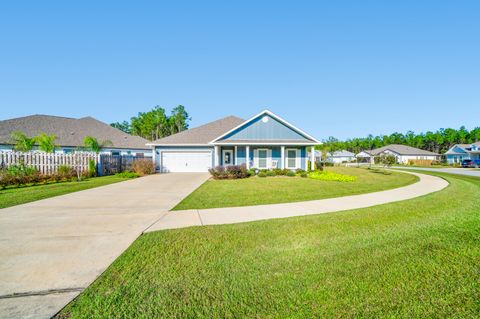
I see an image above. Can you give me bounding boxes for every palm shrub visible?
[84,136,113,153]
[36,132,57,153]
[10,131,36,152]
[209,165,249,179]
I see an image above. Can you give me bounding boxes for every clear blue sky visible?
[1,1,479,140]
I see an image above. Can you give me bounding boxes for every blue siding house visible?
[444,143,480,164]
[148,110,320,172]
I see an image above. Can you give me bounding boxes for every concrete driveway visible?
[0,173,209,319]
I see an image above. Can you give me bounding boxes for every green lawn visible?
[0,175,131,209]
[173,167,418,210]
[58,172,480,318]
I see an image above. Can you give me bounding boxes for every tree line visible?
[321,126,480,154]
[110,105,190,141]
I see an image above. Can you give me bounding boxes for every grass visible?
[58,171,480,318]
[0,175,132,209]
[173,167,418,210]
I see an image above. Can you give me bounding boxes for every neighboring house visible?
[0,115,151,156]
[357,144,440,164]
[312,150,356,163]
[355,150,375,163]
[147,110,320,172]
[444,142,480,164]
[329,150,356,163]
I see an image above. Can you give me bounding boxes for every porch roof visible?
[213,139,317,145]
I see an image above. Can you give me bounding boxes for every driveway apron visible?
[0,173,209,319]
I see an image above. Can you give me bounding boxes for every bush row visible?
[0,164,86,189]
[209,165,310,179]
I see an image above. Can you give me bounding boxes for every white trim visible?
[147,143,211,146]
[212,142,317,146]
[214,146,220,167]
[222,149,234,166]
[280,146,285,169]
[246,145,250,169]
[208,110,321,144]
[234,146,238,165]
[286,148,300,169]
[310,146,315,170]
[255,148,270,169]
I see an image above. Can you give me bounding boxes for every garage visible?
[160,151,212,172]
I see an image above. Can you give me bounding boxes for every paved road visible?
[146,171,448,232]
[392,166,480,177]
[0,173,209,319]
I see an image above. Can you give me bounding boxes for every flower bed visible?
[308,170,357,182]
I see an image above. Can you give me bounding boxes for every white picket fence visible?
[0,152,100,175]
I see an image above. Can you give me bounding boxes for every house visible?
[147,110,320,172]
[355,150,375,163]
[444,142,480,164]
[357,144,440,164]
[329,150,356,163]
[0,115,151,156]
[312,150,356,163]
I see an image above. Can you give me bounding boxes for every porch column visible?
[310,146,315,170]
[214,145,220,167]
[280,146,285,169]
[246,145,250,169]
[234,146,238,165]
[151,146,157,172]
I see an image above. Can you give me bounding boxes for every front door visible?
[223,150,233,166]
[258,149,268,169]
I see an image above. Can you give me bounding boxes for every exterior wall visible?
[154,146,214,171]
[219,145,306,169]
[219,114,311,142]
[0,144,151,156]
[446,154,470,164]
[331,156,355,163]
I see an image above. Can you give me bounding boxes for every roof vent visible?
[70,132,75,135]
[261,116,269,123]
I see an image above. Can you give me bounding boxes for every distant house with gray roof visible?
[356,144,440,164]
[312,150,356,163]
[0,115,151,156]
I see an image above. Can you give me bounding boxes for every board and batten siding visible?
[218,114,312,141]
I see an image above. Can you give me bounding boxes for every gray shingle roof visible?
[149,116,245,145]
[331,150,355,157]
[215,139,316,144]
[370,144,440,156]
[0,114,149,150]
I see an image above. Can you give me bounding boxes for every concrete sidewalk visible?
[0,173,209,319]
[146,171,448,232]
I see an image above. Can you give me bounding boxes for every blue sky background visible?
[1,1,479,140]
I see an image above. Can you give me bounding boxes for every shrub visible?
[209,165,249,179]
[258,172,267,177]
[7,164,37,177]
[266,170,276,177]
[286,170,296,177]
[132,159,155,176]
[300,172,308,178]
[308,170,357,182]
[248,168,257,176]
[88,159,97,177]
[115,171,140,178]
[295,169,306,175]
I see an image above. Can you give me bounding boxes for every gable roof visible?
[0,114,149,150]
[210,110,320,145]
[370,144,440,156]
[147,116,245,145]
[331,150,356,157]
[444,144,472,155]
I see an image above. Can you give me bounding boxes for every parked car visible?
[461,159,480,168]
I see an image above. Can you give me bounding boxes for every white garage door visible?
[161,151,212,172]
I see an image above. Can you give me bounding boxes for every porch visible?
[214,145,315,170]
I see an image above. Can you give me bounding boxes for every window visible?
[286,149,298,169]
[258,149,267,168]
[63,148,74,154]
[111,151,120,156]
